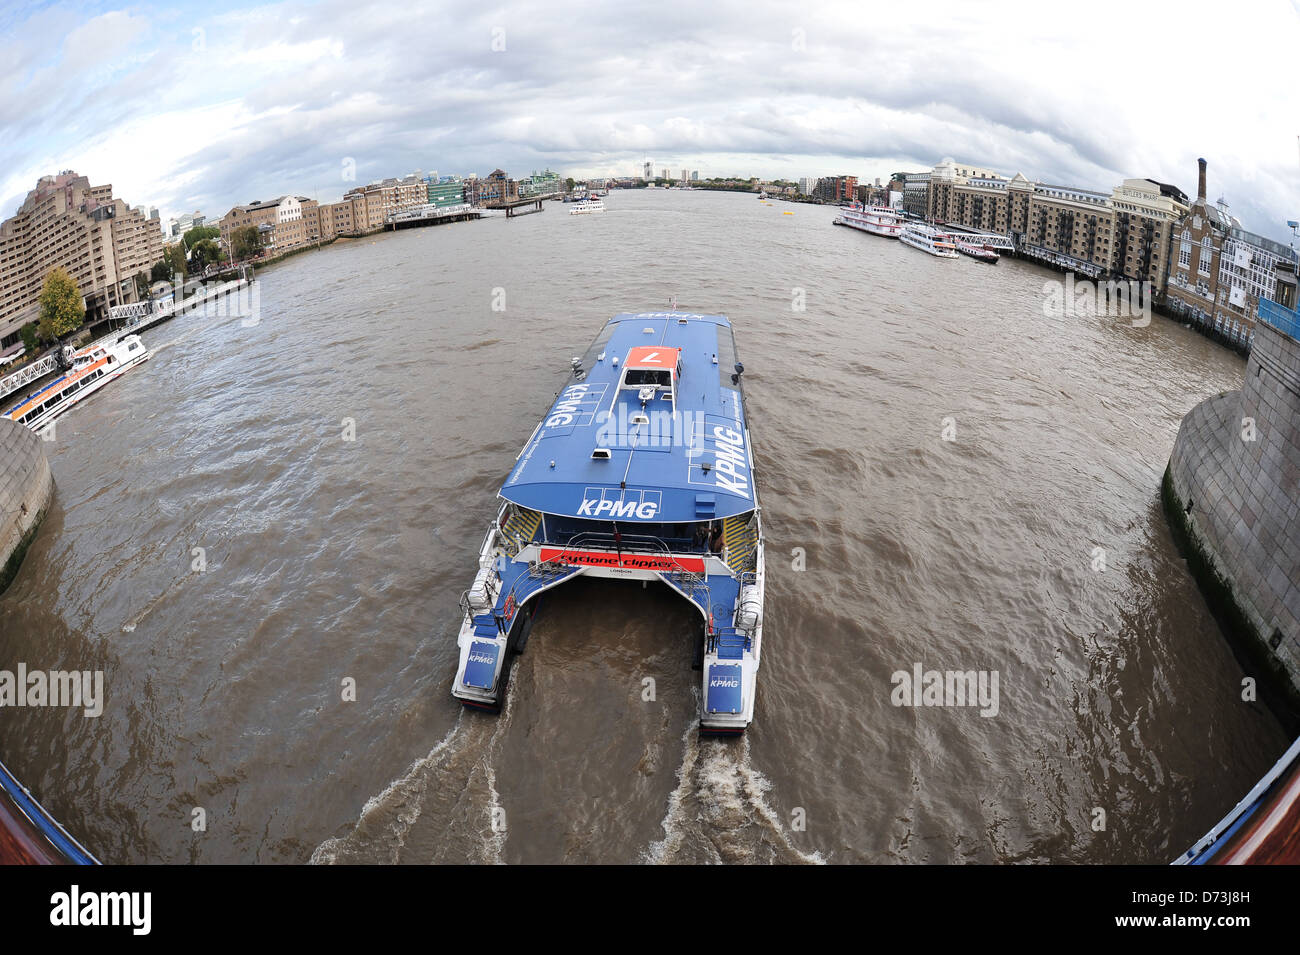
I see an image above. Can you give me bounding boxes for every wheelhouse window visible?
[624,368,671,388]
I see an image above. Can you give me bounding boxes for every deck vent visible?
[643,327,655,334]
[631,413,649,425]
[591,448,612,460]
[677,318,688,324]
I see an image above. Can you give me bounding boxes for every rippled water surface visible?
[0,190,1289,863]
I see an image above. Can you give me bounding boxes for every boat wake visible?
[644,697,825,865]
[310,681,519,864]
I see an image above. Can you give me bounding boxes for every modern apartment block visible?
[517,169,560,198]
[814,175,857,203]
[0,171,165,356]
[169,210,206,238]
[1164,158,1298,346]
[902,172,930,217]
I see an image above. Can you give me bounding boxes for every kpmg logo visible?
[468,652,495,665]
[546,383,591,427]
[709,675,740,688]
[577,487,661,519]
[708,425,749,497]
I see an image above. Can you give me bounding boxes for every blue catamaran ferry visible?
[453,310,765,734]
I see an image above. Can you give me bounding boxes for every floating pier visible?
[0,278,251,405]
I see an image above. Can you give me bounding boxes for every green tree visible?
[183,224,220,249]
[150,259,171,283]
[164,243,187,280]
[565,177,576,193]
[189,238,222,272]
[20,322,39,355]
[36,267,85,341]
[134,271,150,299]
[231,225,262,261]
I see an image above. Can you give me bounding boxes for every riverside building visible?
[1164,158,1298,348]
[0,171,165,358]
[924,157,1188,293]
[219,196,321,257]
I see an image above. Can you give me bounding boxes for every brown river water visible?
[0,189,1290,863]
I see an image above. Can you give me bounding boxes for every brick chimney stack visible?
[1197,157,1207,203]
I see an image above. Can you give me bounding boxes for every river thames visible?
[0,188,1289,863]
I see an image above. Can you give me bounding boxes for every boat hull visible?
[835,214,902,238]
[4,338,152,432]
[900,230,959,258]
[956,242,1000,263]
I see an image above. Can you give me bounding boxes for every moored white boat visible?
[834,203,903,238]
[900,224,959,258]
[3,334,151,431]
[451,311,765,735]
[569,198,606,215]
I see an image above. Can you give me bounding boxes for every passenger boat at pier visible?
[569,198,606,215]
[899,223,959,258]
[3,335,151,431]
[834,203,903,238]
[955,240,1000,263]
[452,311,765,735]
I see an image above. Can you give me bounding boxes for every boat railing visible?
[541,530,715,619]
[707,626,751,657]
[457,589,475,621]
[556,530,707,567]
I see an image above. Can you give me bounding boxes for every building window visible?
[1178,229,1191,270]
[1199,236,1212,275]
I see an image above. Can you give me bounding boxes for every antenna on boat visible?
[669,295,677,310]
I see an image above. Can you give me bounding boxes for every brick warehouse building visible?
[925,158,1188,293]
[1164,158,1298,348]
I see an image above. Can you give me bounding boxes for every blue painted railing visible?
[0,757,98,864]
[1258,298,1300,342]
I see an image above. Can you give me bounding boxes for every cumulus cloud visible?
[1,0,1297,242]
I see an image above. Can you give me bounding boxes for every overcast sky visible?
[3,0,1299,243]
